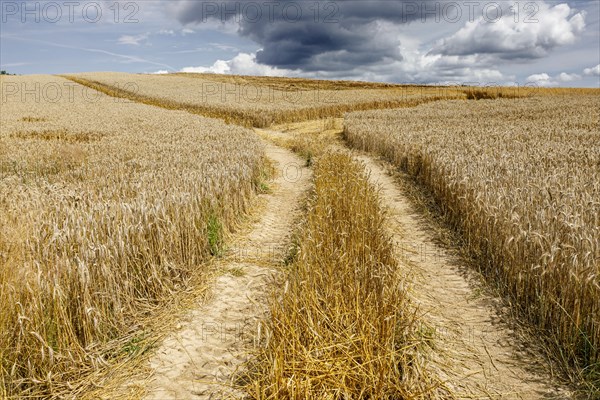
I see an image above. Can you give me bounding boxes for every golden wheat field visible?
[248,152,449,399]
[0,75,266,397]
[1,72,599,399]
[344,95,600,383]
[64,72,473,128]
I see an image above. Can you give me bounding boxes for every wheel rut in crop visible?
[352,151,574,399]
[143,141,311,399]
[258,122,574,399]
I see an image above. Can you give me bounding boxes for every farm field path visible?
[143,140,311,400]
[259,123,574,399]
[350,151,573,399]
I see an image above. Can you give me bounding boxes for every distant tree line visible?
[0,70,16,75]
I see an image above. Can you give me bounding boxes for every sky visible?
[0,0,599,87]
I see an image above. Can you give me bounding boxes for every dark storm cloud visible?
[247,20,404,71]
[172,0,438,71]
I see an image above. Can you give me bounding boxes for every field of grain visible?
[0,75,266,397]
[344,95,600,384]
[64,73,599,130]
[64,72,474,127]
[248,152,448,399]
[2,71,598,398]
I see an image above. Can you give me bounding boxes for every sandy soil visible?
[142,141,311,399]
[352,151,573,399]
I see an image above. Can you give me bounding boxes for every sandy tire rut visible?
[259,124,573,398]
[351,151,573,399]
[143,140,311,400]
[144,125,572,399]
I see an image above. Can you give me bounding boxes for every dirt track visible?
[258,122,573,399]
[140,122,571,399]
[352,151,572,399]
[143,141,311,399]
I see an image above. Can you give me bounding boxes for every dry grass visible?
[463,86,598,100]
[260,118,343,166]
[463,87,528,100]
[344,95,600,392]
[21,116,47,122]
[246,152,449,399]
[0,75,267,398]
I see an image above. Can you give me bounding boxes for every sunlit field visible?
[0,75,266,397]
[1,72,598,398]
[344,96,600,382]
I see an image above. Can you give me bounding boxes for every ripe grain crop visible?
[344,95,600,391]
[170,72,406,91]
[63,72,472,128]
[462,86,597,100]
[247,152,450,399]
[0,76,266,397]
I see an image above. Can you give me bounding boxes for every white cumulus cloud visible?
[525,71,583,87]
[556,72,580,82]
[583,64,600,77]
[526,73,556,87]
[180,53,293,76]
[433,2,586,60]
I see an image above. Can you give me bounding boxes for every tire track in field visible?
[143,140,311,399]
[351,151,574,399]
[260,122,573,399]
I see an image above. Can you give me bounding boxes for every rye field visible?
[0,73,598,399]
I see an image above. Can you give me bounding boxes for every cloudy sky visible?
[1,0,599,86]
